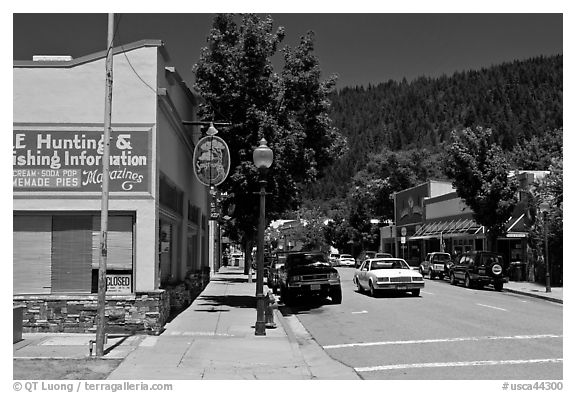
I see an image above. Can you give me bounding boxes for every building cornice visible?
[14,39,166,68]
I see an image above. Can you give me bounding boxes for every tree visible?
[294,207,331,252]
[510,128,563,170]
[444,126,519,251]
[526,157,563,284]
[193,14,343,270]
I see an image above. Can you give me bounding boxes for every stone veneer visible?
[13,291,170,335]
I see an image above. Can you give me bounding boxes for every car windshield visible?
[287,254,330,267]
[370,259,409,270]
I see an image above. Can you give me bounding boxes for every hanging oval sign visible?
[193,135,231,187]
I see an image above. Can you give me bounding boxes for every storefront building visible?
[13,40,210,334]
[407,171,548,277]
[393,180,454,266]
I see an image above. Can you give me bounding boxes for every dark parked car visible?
[419,252,453,279]
[449,251,508,291]
[279,251,342,305]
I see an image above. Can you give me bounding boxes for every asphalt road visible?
[279,267,563,380]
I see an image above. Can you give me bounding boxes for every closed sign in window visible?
[106,274,132,294]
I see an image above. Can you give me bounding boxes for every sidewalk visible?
[503,280,563,304]
[106,266,360,380]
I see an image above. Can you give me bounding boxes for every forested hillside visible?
[307,55,562,200]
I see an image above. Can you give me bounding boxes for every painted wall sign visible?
[193,135,230,187]
[13,130,150,192]
[396,183,427,226]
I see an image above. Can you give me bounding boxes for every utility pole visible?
[96,13,114,357]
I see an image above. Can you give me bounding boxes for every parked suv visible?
[279,251,342,305]
[419,252,452,280]
[449,251,508,291]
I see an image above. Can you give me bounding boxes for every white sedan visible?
[338,254,356,267]
[353,258,424,297]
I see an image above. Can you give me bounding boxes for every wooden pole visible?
[96,13,114,357]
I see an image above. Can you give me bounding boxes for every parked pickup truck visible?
[279,251,342,305]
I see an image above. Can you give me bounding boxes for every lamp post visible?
[539,201,551,293]
[253,138,273,336]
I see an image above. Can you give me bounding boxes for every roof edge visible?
[14,39,165,68]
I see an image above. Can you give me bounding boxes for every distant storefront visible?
[393,180,454,266]
[13,40,210,334]
[404,172,547,275]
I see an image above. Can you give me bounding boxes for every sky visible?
[12,12,563,89]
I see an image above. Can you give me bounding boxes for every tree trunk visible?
[243,239,255,275]
[486,230,499,252]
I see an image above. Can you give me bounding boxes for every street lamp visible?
[253,138,273,336]
[539,201,551,293]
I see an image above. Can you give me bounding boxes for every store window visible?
[52,215,92,293]
[13,216,52,294]
[159,220,173,286]
[13,213,134,295]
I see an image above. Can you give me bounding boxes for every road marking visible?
[477,303,508,311]
[355,358,563,372]
[166,331,234,336]
[351,310,368,314]
[323,334,562,349]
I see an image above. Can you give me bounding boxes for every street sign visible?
[401,236,406,244]
[193,135,230,187]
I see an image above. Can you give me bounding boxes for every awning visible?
[505,213,528,238]
[410,218,484,240]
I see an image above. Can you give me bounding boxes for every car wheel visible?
[494,281,504,291]
[330,287,343,304]
[464,274,473,289]
[450,272,457,285]
[428,269,434,280]
[369,281,376,297]
[355,277,363,293]
[411,289,420,297]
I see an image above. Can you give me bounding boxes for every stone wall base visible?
[13,291,170,335]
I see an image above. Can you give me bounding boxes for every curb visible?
[274,305,361,380]
[503,288,563,304]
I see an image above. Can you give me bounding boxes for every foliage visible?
[443,127,519,250]
[193,14,343,256]
[307,55,562,200]
[527,157,563,273]
[510,128,563,170]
